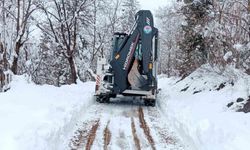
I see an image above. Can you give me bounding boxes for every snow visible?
[69,98,186,150]
[247,42,250,49]
[1,64,250,150]
[158,64,250,150]
[0,75,95,150]
[233,43,243,52]
[223,51,233,61]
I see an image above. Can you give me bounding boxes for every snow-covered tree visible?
[178,0,213,76]
[0,0,10,72]
[18,0,140,86]
[3,0,37,74]
[203,0,250,74]
[156,2,185,76]
[120,0,139,33]
[0,0,37,91]
[83,0,139,72]
[35,0,92,84]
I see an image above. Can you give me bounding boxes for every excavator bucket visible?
[128,59,147,89]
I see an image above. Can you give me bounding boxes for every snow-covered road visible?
[2,67,249,150]
[69,97,186,150]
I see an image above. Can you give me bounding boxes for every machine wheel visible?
[103,96,110,103]
[151,100,156,107]
[144,99,155,107]
[96,95,110,103]
[96,96,100,102]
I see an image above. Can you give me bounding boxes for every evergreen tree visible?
[179,0,212,76]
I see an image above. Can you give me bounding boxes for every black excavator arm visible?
[110,10,158,94]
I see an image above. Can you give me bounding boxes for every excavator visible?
[95,10,158,106]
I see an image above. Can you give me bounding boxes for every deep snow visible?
[158,65,250,150]
[0,75,95,150]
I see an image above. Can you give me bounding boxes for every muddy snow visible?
[69,97,186,150]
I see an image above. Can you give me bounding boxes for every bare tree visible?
[209,0,250,72]
[6,0,37,74]
[37,0,90,84]
[156,3,184,76]
[0,0,8,71]
[85,0,128,69]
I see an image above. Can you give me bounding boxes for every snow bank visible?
[0,75,95,150]
[158,65,250,150]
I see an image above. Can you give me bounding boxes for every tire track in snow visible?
[131,117,141,150]
[85,120,100,150]
[69,120,99,150]
[103,121,111,150]
[138,107,156,150]
[69,98,187,150]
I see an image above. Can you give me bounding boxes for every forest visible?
[0,0,249,88]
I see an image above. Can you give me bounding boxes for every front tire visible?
[144,98,155,107]
[96,95,110,103]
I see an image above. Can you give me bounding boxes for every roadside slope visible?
[158,65,250,150]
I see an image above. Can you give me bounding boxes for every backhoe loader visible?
[95,10,158,106]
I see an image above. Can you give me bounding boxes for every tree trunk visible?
[67,56,77,84]
[248,0,250,40]
[11,57,18,75]
[11,42,21,74]
[11,0,21,75]
[91,0,97,63]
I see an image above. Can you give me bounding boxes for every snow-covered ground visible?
[158,65,250,150]
[1,65,250,150]
[0,75,95,150]
[69,98,186,150]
